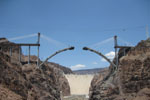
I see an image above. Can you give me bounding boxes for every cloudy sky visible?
[0,0,149,70]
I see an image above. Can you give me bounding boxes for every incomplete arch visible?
[39,46,74,68]
[83,47,117,68]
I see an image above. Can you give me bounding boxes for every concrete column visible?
[114,36,118,68]
[10,47,12,56]
[37,33,40,66]
[123,48,126,56]
[28,46,30,64]
[19,47,21,62]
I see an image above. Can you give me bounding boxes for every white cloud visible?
[101,51,115,62]
[93,62,98,65]
[70,64,86,70]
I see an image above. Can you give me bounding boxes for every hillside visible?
[89,39,150,100]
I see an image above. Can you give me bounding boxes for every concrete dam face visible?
[65,74,94,95]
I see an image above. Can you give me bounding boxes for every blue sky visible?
[0,0,150,70]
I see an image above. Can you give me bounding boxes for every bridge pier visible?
[19,47,21,63]
[37,33,40,66]
[123,48,126,56]
[114,36,118,68]
[28,46,30,64]
[10,47,12,56]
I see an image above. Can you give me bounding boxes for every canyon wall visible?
[90,39,150,100]
[0,38,72,100]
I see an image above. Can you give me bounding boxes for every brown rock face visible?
[0,38,20,53]
[119,58,150,93]
[133,88,150,100]
[0,85,23,100]
[90,68,109,93]
[41,62,71,96]
[58,74,71,96]
[0,51,62,100]
[47,62,73,74]
[90,39,150,100]
[0,38,72,100]
[0,52,30,100]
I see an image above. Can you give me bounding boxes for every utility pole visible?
[146,24,149,39]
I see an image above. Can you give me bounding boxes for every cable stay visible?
[41,34,68,47]
[89,37,114,49]
[0,33,37,43]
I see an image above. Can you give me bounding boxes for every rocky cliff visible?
[0,38,20,53]
[90,68,109,94]
[90,39,150,100]
[0,38,72,100]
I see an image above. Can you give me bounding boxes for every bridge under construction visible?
[0,33,138,100]
[0,33,133,70]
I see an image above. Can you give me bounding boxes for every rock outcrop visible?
[22,55,72,96]
[0,38,72,100]
[0,51,62,100]
[0,85,23,100]
[90,39,150,100]
[47,62,73,74]
[89,68,109,94]
[0,38,20,53]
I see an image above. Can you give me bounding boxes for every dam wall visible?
[65,74,94,95]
